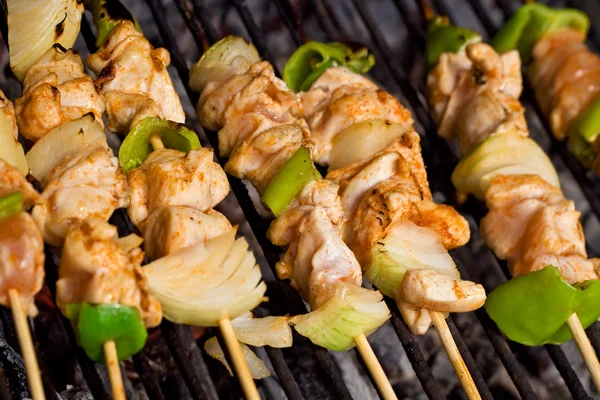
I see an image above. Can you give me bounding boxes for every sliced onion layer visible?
[366,220,459,298]
[291,283,389,351]
[189,36,260,93]
[329,119,412,170]
[0,110,27,175]
[231,312,292,348]
[204,337,270,379]
[144,228,267,327]
[26,114,106,183]
[8,0,83,81]
[452,131,560,199]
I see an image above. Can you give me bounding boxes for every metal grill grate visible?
[0,0,598,399]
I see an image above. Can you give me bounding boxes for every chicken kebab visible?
[493,3,600,174]
[282,42,487,336]
[189,36,391,352]
[83,0,292,381]
[6,0,165,367]
[424,16,600,348]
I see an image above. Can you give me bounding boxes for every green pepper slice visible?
[66,303,147,363]
[572,96,600,143]
[283,41,375,92]
[119,117,201,172]
[491,3,589,61]
[485,266,600,346]
[426,16,481,69]
[568,125,596,168]
[0,192,23,219]
[85,0,143,47]
[261,146,322,216]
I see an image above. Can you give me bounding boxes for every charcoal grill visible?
[0,0,599,399]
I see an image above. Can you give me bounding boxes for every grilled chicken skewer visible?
[0,92,46,400]
[424,10,600,391]
[83,2,289,395]
[285,43,484,398]
[189,36,394,398]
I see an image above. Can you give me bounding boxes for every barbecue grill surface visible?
[0,0,599,399]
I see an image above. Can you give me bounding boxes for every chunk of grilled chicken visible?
[126,147,229,231]
[300,67,413,164]
[0,160,40,210]
[529,29,600,140]
[199,61,303,135]
[15,46,105,142]
[32,142,128,247]
[143,205,232,259]
[398,269,486,313]
[481,174,597,283]
[57,219,162,328]
[0,91,18,140]
[0,212,45,317]
[327,145,470,266]
[87,21,184,133]
[427,43,526,154]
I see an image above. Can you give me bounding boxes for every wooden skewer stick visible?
[8,289,45,400]
[149,134,165,150]
[219,318,260,400]
[354,334,398,400]
[430,311,481,400]
[104,341,126,400]
[566,313,600,392]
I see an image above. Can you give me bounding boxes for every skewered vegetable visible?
[0,92,27,175]
[485,265,600,345]
[0,192,23,219]
[65,303,147,362]
[283,41,375,92]
[261,145,322,216]
[119,117,200,172]
[191,36,390,350]
[204,337,271,379]
[7,0,84,81]
[492,3,589,61]
[86,0,142,47]
[426,16,481,68]
[427,23,600,345]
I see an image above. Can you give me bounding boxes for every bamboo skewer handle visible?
[430,311,481,400]
[566,313,600,392]
[104,341,126,400]
[219,318,260,400]
[8,289,45,400]
[354,334,398,400]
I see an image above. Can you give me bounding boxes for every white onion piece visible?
[204,337,271,379]
[145,229,267,327]
[231,312,292,348]
[26,114,106,183]
[452,131,560,199]
[366,220,459,298]
[189,36,260,93]
[8,0,83,82]
[0,110,27,175]
[329,119,411,170]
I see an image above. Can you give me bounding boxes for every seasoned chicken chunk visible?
[427,43,526,154]
[15,46,105,142]
[396,301,432,335]
[0,212,45,316]
[87,21,184,133]
[32,143,128,247]
[0,91,18,140]
[56,219,162,327]
[127,148,229,230]
[143,206,232,259]
[481,174,596,283]
[0,160,40,209]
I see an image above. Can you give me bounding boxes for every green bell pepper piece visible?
[426,16,482,69]
[485,266,600,346]
[119,117,201,172]
[261,146,322,216]
[66,303,147,363]
[85,0,143,47]
[0,192,23,219]
[283,41,375,92]
[491,3,589,62]
[568,124,596,168]
[572,96,600,143]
